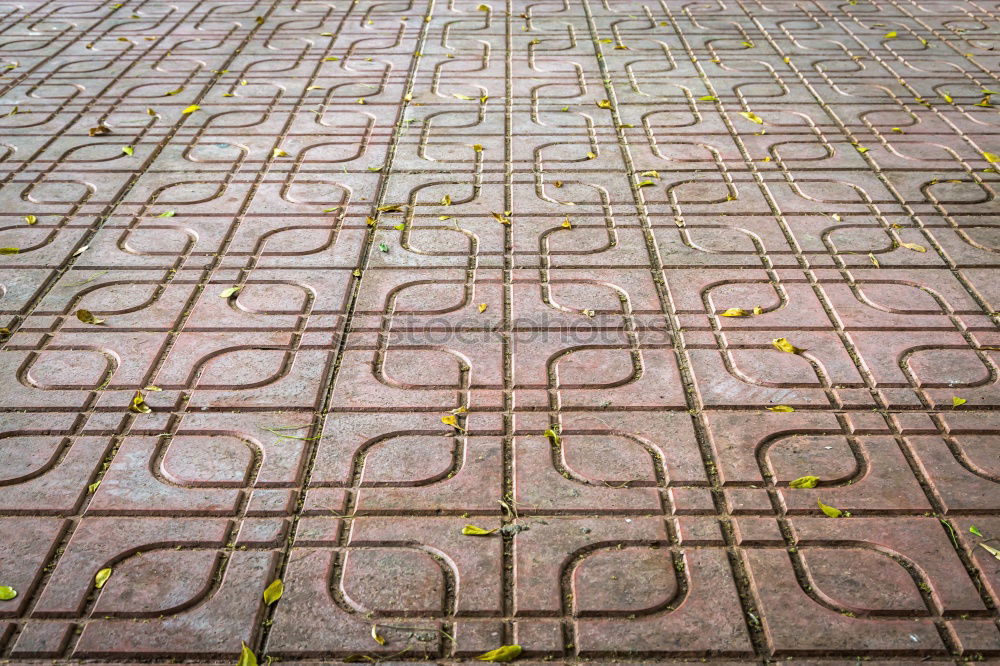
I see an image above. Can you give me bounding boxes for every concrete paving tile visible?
[1,0,999,662]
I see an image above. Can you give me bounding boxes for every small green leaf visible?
[237,642,258,666]
[88,480,101,493]
[76,309,105,325]
[378,242,389,252]
[0,247,20,255]
[157,211,175,217]
[970,526,983,537]
[953,396,967,407]
[95,567,112,588]
[263,578,283,605]
[219,286,241,298]
[817,500,842,518]
[122,146,134,155]
[543,428,560,446]
[0,586,16,601]
[475,645,522,662]
[789,475,820,489]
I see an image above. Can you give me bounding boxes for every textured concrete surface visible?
[1,0,1000,662]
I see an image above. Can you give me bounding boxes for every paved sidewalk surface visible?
[1,0,1000,662]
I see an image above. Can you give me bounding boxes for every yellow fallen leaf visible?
[130,390,151,414]
[554,180,563,188]
[95,567,112,588]
[772,337,804,354]
[366,216,378,227]
[767,405,795,412]
[25,215,36,225]
[273,148,288,158]
[219,286,241,298]
[953,396,967,407]
[181,104,200,114]
[942,93,953,104]
[561,218,572,229]
[0,586,17,601]
[462,524,497,536]
[491,212,511,225]
[451,406,468,414]
[900,241,927,253]
[2,246,22,254]
[720,308,750,317]
[477,3,489,9]
[597,99,612,109]
[585,151,596,159]
[88,480,101,493]
[122,146,134,155]
[472,144,483,152]
[89,125,111,136]
[817,500,842,518]
[752,305,763,315]
[442,414,465,431]
[164,87,183,96]
[237,642,257,666]
[453,93,475,100]
[739,111,763,124]
[637,180,655,187]
[478,303,488,313]
[371,624,385,646]
[869,252,880,268]
[475,645,522,662]
[263,578,283,605]
[980,543,1000,561]
[983,152,999,163]
[789,475,820,488]
[543,428,560,446]
[855,145,869,153]
[441,194,451,205]
[76,309,105,325]
[699,95,718,101]
[884,31,897,38]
